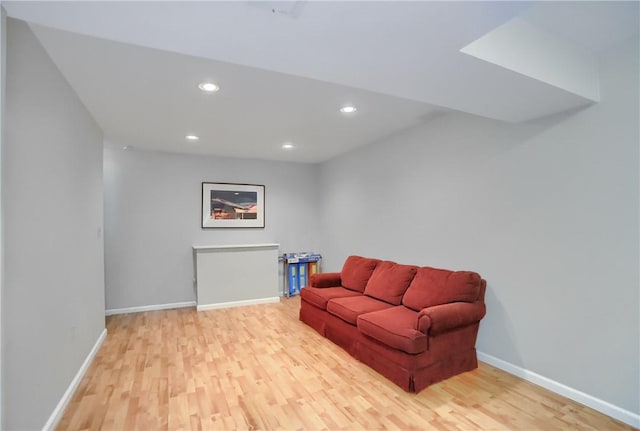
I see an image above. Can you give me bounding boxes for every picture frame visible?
[201,182,265,228]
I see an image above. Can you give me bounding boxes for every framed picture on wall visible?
[201,182,265,228]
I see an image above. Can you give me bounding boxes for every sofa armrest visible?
[309,272,342,288]
[417,302,486,335]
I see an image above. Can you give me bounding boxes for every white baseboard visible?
[197,296,280,311]
[105,301,196,316]
[477,351,640,428]
[43,328,107,431]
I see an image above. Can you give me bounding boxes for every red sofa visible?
[299,255,486,393]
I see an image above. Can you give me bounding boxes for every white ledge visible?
[193,243,279,251]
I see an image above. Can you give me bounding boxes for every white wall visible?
[3,19,105,429]
[104,145,320,310]
[319,36,638,416]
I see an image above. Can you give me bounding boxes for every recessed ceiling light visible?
[281,143,295,150]
[340,105,357,114]
[185,134,200,142]
[198,82,220,93]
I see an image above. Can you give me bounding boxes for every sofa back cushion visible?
[402,266,482,311]
[341,256,381,292]
[364,261,418,305]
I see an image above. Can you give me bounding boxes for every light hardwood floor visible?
[57,297,635,430]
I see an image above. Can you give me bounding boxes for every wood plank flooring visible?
[57,297,635,430]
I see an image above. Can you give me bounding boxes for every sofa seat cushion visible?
[300,286,361,310]
[357,306,427,354]
[403,266,482,311]
[341,255,381,292]
[364,261,418,305]
[327,296,393,325]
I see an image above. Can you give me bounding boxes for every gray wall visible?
[0,7,6,429]
[104,145,320,310]
[3,19,105,430]
[318,37,639,414]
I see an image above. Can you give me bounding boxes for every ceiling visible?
[3,1,638,163]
